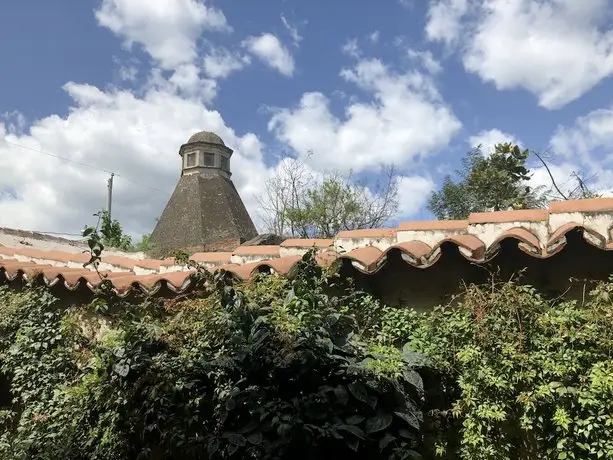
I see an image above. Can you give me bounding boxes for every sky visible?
[2,0,613,239]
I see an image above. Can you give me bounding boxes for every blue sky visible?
[1,0,613,237]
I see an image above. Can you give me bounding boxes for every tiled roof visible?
[3,198,613,298]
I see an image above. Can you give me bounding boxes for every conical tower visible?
[148,131,258,257]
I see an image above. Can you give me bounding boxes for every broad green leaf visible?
[336,424,365,439]
[365,414,393,433]
[395,411,420,431]
[348,382,369,404]
[227,433,246,446]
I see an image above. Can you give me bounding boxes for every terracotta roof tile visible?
[398,220,468,231]
[549,198,613,213]
[341,246,385,272]
[218,262,261,280]
[492,227,541,255]
[389,241,433,259]
[256,255,302,275]
[469,209,548,224]
[337,228,396,238]
[97,271,195,294]
[1,261,51,278]
[0,247,16,256]
[543,223,611,258]
[100,255,160,270]
[280,238,333,248]
[233,245,281,256]
[36,250,90,264]
[438,234,486,260]
[190,252,233,263]
[5,198,613,296]
[547,223,583,246]
[159,257,182,267]
[315,250,340,268]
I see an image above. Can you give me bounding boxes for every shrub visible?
[408,280,613,459]
[0,253,429,459]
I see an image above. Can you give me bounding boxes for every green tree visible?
[98,211,133,251]
[131,233,152,253]
[257,158,399,238]
[428,143,547,220]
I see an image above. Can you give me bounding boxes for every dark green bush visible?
[0,253,429,459]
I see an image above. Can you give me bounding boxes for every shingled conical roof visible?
[148,132,257,257]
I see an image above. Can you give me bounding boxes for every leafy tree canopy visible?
[85,211,151,253]
[257,158,399,238]
[428,143,547,220]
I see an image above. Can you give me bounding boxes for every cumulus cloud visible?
[425,0,613,109]
[406,48,442,74]
[469,129,520,153]
[549,106,613,193]
[281,15,303,44]
[341,38,361,58]
[425,0,469,45]
[96,0,229,69]
[268,58,461,172]
[396,175,436,217]
[203,48,251,79]
[243,33,295,76]
[0,82,268,237]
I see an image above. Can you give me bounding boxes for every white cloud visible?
[529,161,580,198]
[469,128,520,152]
[369,31,380,44]
[425,0,469,45]
[268,58,461,172]
[96,0,229,69]
[341,38,361,58]
[203,48,251,79]
[407,48,442,74]
[243,33,295,76]
[1,111,27,136]
[281,15,303,44]
[168,64,218,100]
[396,175,436,217]
[549,106,613,193]
[0,82,268,237]
[425,0,613,109]
[550,107,613,161]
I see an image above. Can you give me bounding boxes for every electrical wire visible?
[4,140,168,194]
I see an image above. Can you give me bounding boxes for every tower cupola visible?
[179,130,232,178]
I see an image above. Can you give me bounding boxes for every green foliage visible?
[99,210,133,251]
[6,223,613,459]
[428,143,547,219]
[285,176,390,238]
[0,253,429,459]
[257,158,399,238]
[82,212,152,257]
[130,233,152,253]
[408,280,613,459]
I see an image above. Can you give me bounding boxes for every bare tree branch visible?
[255,155,400,238]
[531,149,568,200]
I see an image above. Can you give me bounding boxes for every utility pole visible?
[107,173,114,220]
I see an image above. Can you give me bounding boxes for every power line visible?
[4,140,168,194]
